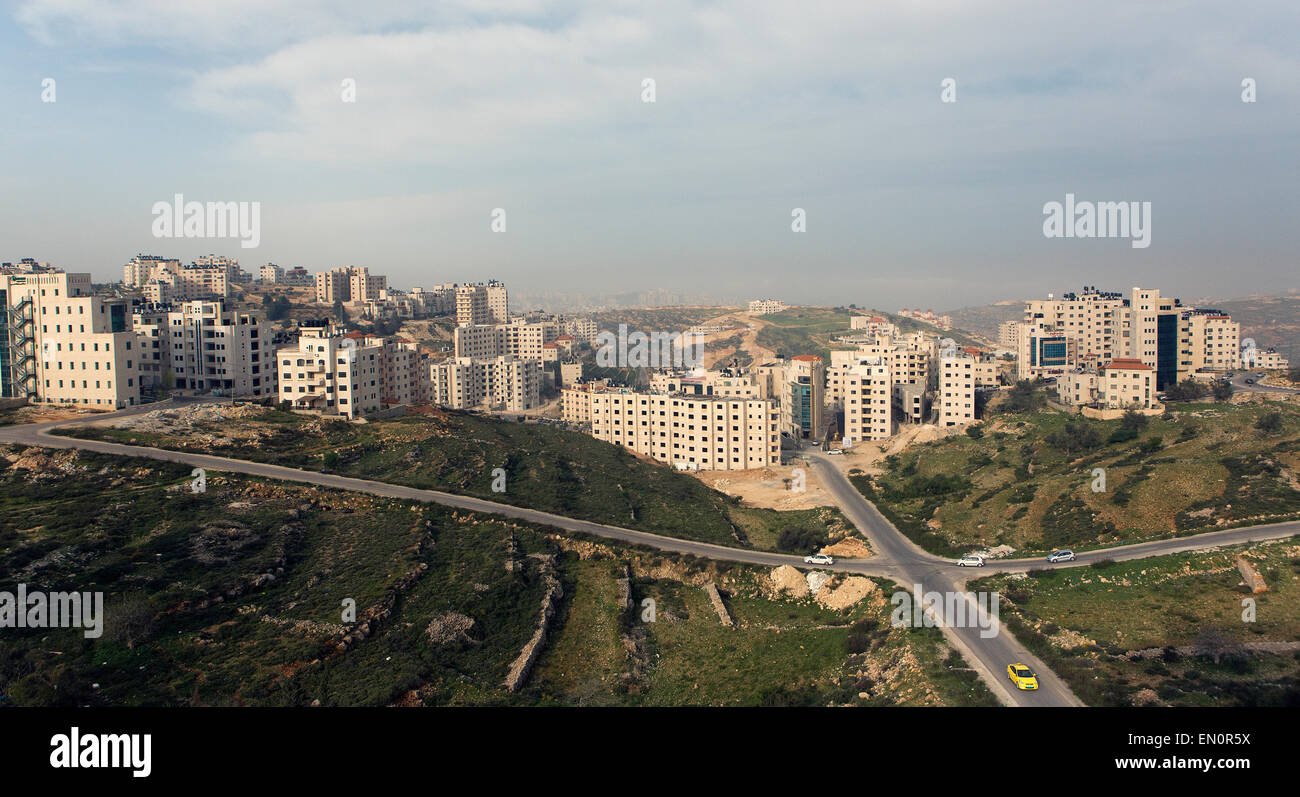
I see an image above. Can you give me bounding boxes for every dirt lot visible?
[694,463,832,510]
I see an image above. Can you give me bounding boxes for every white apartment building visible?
[841,359,892,444]
[850,315,898,337]
[260,264,284,284]
[2,270,140,408]
[426,355,539,412]
[1246,348,1290,370]
[747,299,787,316]
[1178,310,1239,380]
[315,266,386,305]
[277,324,383,419]
[938,355,976,427]
[133,299,275,397]
[455,281,509,326]
[582,389,779,471]
[754,355,825,441]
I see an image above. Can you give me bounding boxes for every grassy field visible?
[530,554,996,706]
[852,398,1300,557]
[755,306,985,366]
[969,539,1300,706]
[0,447,982,707]
[54,406,852,553]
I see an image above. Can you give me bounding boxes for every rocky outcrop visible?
[426,612,479,645]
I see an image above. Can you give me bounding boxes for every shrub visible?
[1255,411,1284,435]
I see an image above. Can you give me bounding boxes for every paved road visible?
[1231,372,1300,394]
[0,400,898,577]
[806,453,1085,707]
[4,399,1296,707]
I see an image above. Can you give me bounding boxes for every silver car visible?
[1047,549,1076,563]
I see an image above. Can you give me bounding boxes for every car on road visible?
[803,553,834,566]
[1046,549,1076,563]
[955,555,985,567]
[1007,663,1039,690]
[1245,378,1256,385]
[827,449,843,455]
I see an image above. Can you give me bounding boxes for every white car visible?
[955,555,985,567]
[1047,549,1077,563]
[804,553,834,566]
[827,449,843,456]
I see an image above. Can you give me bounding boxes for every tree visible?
[998,380,1045,414]
[1164,379,1209,402]
[965,424,984,439]
[1211,379,1234,401]
[1289,367,1300,384]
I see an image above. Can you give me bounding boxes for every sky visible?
[1,0,1297,310]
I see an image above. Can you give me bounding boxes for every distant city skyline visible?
[2,1,1297,309]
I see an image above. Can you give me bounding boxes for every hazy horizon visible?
[3,1,1297,309]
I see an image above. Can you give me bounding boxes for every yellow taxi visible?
[1007,663,1039,690]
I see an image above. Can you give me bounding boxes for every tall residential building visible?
[938,355,977,427]
[1,270,140,408]
[841,359,892,444]
[1178,309,1239,381]
[455,281,509,326]
[276,323,383,419]
[426,355,539,412]
[133,299,275,397]
[314,266,385,305]
[754,355,825,441]
[260,264,284,284]
[125,255,228,301]
[565,388,779,471]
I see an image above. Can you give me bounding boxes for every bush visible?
[965,424,984,439]
[1212,380,1234,401]
[1046,420,1102,453]
[1164,379,1209,402]
[1255,411,1284,435]
[776,526,828,553]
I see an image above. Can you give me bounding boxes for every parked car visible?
[956,555,985,567]
[1245,378,1256,385]
[803,553,834,566]
[827,449,843,456]
[1046,549,1076,563]
[1007,663,1039,690]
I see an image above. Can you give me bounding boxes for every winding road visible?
[2,397,1296,707]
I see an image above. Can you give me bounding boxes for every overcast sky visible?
[2,1,1297,309]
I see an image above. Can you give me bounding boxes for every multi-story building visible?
[314,266,385,305]
[259,264,284,284]
[455,281,509,326]
[133,299,275,397]
[1,270,140,408]
[747,299,788,316]
[125,255,229,301]
[998,319,1020,349]
[1246,348,1290,370]
[426,355,539,412]
[850,315,898,337]
[1178,309,1239,380]
[754,355,825,442]
[282,266,312,286]
[938,355,976,427]
[841,359,892,444]
[574,389,779,470]
[276,322,383,419]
